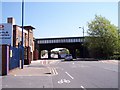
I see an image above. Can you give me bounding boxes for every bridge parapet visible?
[36,37,84,44]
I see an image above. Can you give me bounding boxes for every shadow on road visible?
[27,65,46,68]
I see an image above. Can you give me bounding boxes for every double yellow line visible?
[49,67,58,75]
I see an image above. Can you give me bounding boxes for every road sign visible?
[0,23,13,45]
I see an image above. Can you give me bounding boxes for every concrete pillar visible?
[48,50,51,59]
[69,49,76,59]
[39,50,41,59]
[38,45,41,59]
[80,47,84,58]
[82,46,89,58]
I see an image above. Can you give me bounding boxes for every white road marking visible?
[63,79,70,83]
[73,62,74,64]
[58,79,64,84]
[54,68,58,75]
[51,68,58,75]
[14,74,17,76]
[52,68,55,75]
[65,72,74,79]
[81,85,87,90]
[58,79,70,84]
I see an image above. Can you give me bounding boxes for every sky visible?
[1,1,118,38]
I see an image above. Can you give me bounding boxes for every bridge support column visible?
[39,51,41,59]
[79,47,83,58]
[39,49,41,59]
[48,50,51,59]
[69,49,76,59]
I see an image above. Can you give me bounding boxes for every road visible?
[2,59,119,89]
[51,60,118,88]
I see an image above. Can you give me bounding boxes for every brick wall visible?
[8,17,35,62]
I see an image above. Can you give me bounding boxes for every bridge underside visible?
[35,42,89,59]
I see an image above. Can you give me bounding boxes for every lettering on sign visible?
[0,23,13,45]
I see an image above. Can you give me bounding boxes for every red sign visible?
[0,25,4,30]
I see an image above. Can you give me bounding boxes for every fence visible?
[9,47,20,70]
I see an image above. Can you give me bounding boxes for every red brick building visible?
[7,17,35,64]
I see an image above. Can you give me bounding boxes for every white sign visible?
[0,23,13,45]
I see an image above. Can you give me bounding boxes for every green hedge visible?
[110,55,120,60]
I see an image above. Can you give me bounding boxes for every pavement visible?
[8,66,50,76]
[76,58,119,63]
[76,58,98,61]
[2,60,59,88]
[8,60,59,76]
[99,60,119,63]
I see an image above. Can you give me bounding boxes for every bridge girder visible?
[35,37,89,59]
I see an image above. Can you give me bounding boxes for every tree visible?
[41,50,47,56]
[59,48,70,54]
[86,15,118,59]
[118,29,120,58]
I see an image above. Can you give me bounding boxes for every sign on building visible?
[0,23,13,46]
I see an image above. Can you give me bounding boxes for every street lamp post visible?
[79,27,84,38]
[79,26,85,58]
[118,28,120,55]
[21,0,24,69]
